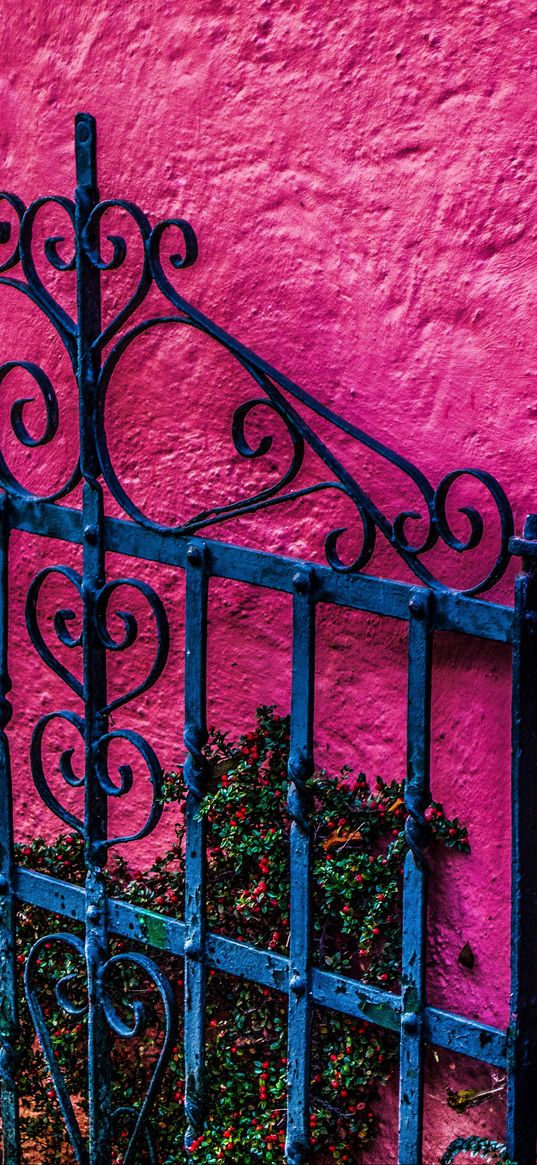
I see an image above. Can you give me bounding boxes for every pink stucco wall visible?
[2,0,537,1159]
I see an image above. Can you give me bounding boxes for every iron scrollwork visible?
[23,549,172,1159]
[0,360,80,503]
[97,213,515,595]
[25,934,177,1165]
[1,121,515,594]
[25,569,170,846]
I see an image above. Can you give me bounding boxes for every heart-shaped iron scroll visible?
[95,578,170,715]
[26,570,170,714]
[17,196,77,357]
[82,199,154,350]
[0,361,81,503]
[27,570,169,843]
[94,727,164,848]
[30,716,164,846]
[30,710,86,835]
[25,933,88,1164]
[26,566,84,699]
[25,936,177,1164]
[102,952,177,1164]
[0,194,82,503]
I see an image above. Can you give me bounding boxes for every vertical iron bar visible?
[75,113,112,1165]
[83,483,110,1165]
[285,568,315,1165]
[507,517,537,1165]
[0,494,20,1165]
[183,542,210,1150]
[398,588,432,1165]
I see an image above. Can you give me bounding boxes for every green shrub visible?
[14,707,469,1163]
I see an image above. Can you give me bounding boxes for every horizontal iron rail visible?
[15,866,508,1070]
[8,496,513,642]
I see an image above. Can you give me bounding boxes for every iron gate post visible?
[75,113,112,1165]
[398,587,433,1165]
[285,568,316,1165]
[508,514,537,1164]
[183,542,211,1150]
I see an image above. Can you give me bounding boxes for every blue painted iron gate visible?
[0,114,536,1165]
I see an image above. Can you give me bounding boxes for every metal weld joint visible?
[184,724,211,801]
[287,750,313,833]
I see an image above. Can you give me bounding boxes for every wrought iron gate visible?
[0,113,536,1165]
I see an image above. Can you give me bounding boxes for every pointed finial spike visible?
[75,112,97,188]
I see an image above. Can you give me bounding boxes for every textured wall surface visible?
[2,0,537,1158]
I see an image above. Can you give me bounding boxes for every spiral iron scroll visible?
[26,568,169,845]
[25,934,177,1165]
[1,145,515,592]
